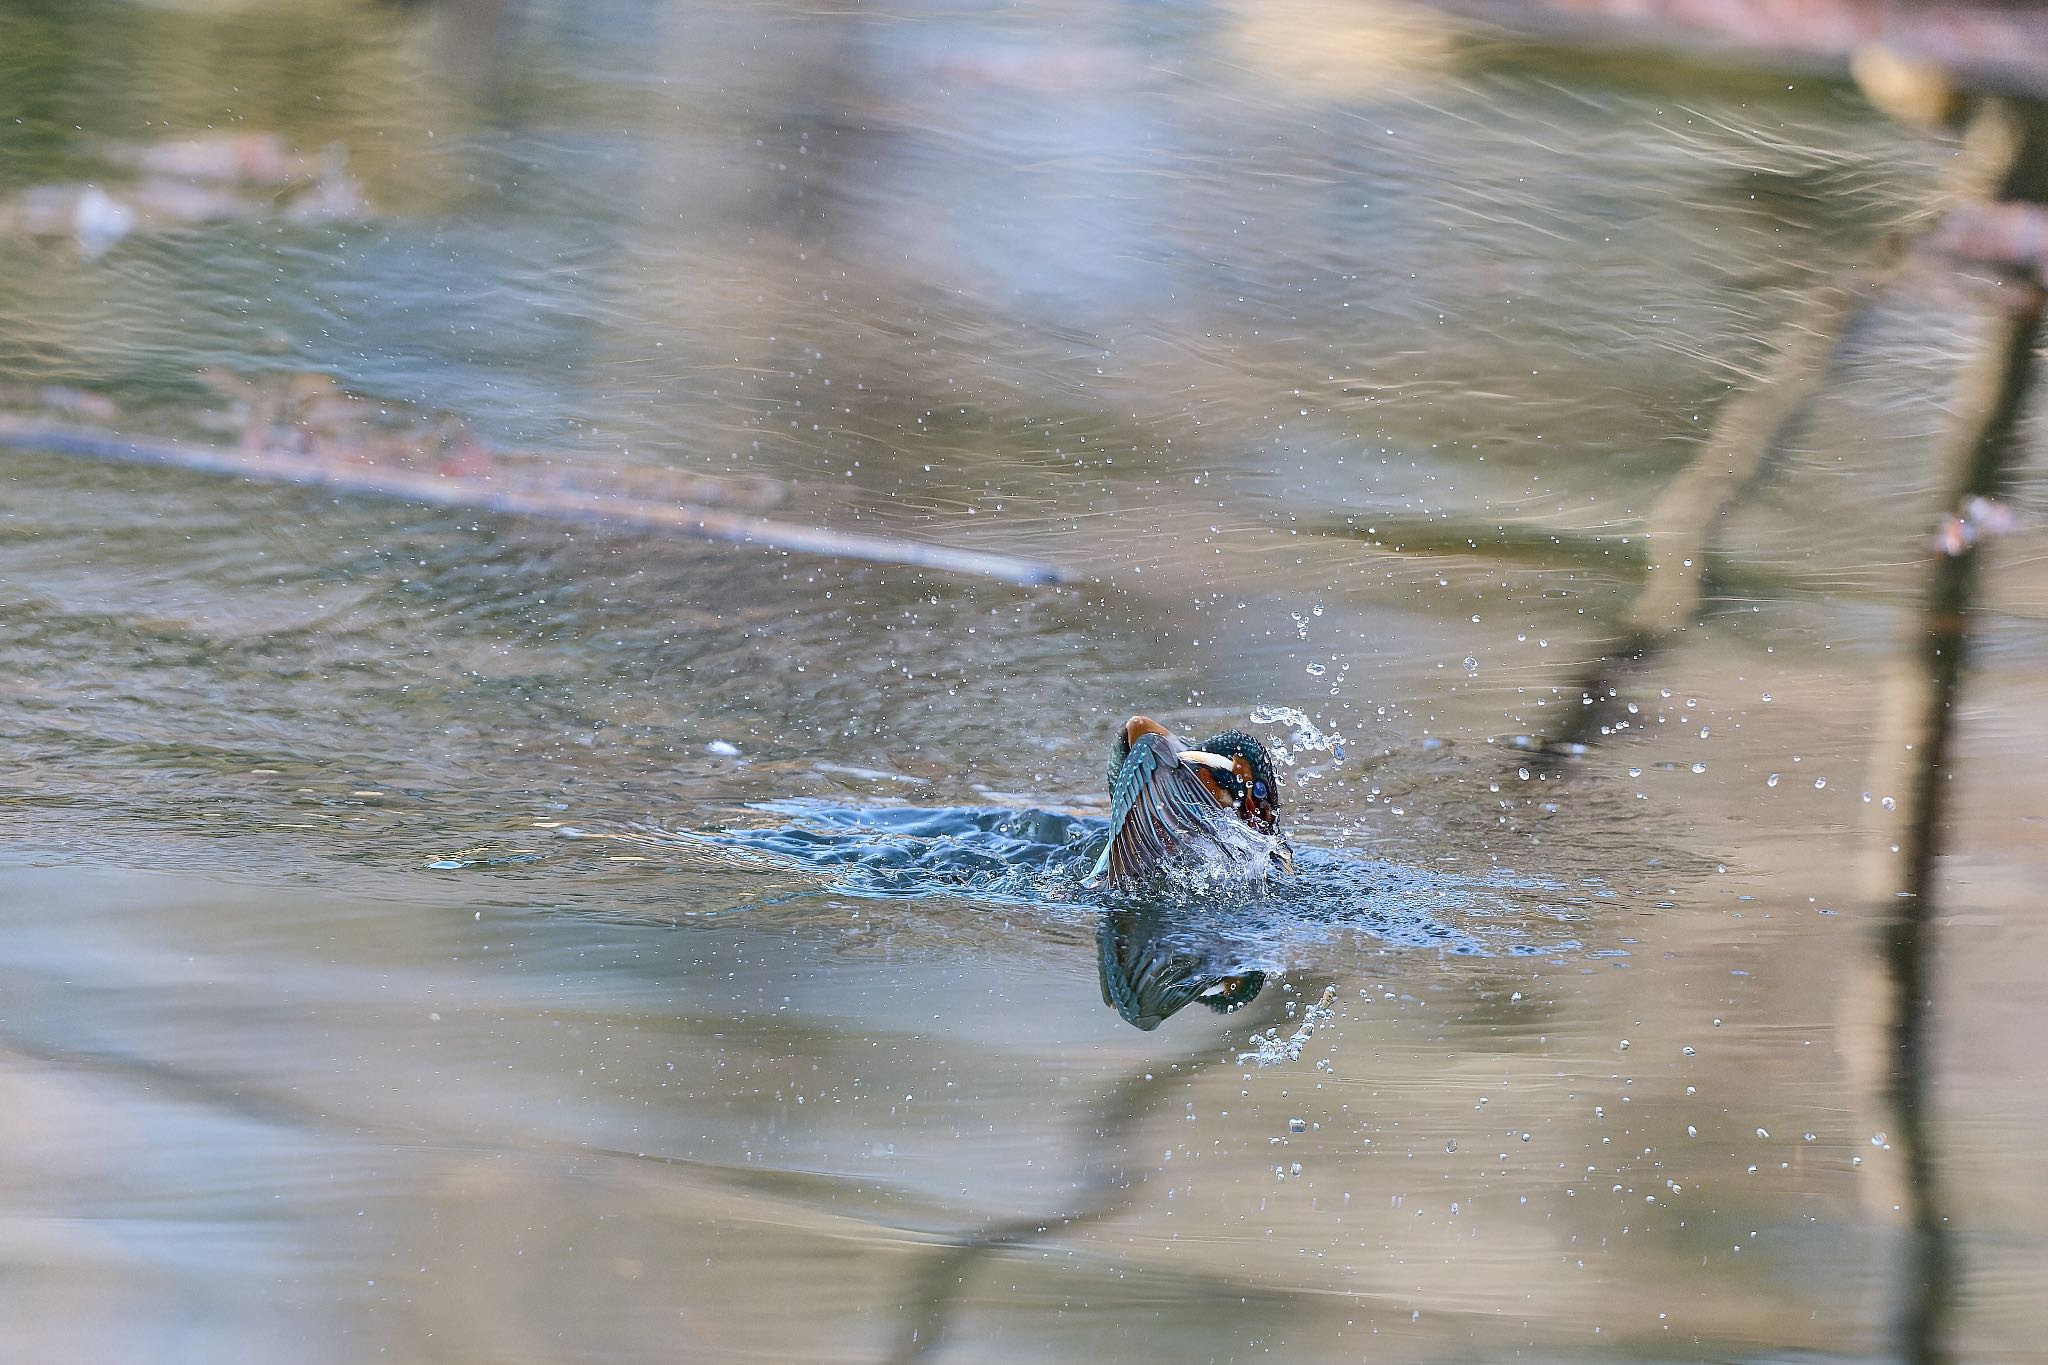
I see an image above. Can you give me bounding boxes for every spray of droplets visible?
[1248,705,1347,765]
[1236,984,1339,1067]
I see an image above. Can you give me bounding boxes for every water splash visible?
[685,800,1100,905]
[1237,984,1339,1067]
[1141,817,1290,903]
[1248,704,1347,764]
[564,800,1579,960]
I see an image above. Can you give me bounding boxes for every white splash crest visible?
[1236,984,1339,1067]
[1248,705,1347,765]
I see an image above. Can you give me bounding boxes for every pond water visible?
[5,1,2048,1361]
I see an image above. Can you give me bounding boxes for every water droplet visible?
[1881,796,1896,811]
[1627,767,1642,778]
[1814,777,1827,789]
[1690,762,1706,774]
[1305,662,1326,677]
[1767,773,1780,788]
[1687,1125,1698,1137]
[1463,656,1479,676]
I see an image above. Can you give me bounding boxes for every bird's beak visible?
[1177,749,1236,771]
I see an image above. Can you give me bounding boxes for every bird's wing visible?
[1087,731,1234,888]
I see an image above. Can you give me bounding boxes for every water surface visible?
[4,2,2047,1362]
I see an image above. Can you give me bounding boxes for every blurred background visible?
[2,0,2046,1361]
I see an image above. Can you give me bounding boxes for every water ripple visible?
[613,800,1581,958]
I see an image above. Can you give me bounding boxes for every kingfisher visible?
[1086,715,1292,890]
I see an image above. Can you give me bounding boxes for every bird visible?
[1085,715,1292,890]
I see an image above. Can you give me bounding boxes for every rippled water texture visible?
[5,1,2048,1361]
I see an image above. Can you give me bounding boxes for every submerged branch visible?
[1624,275,1885,641]
[1849,97,2048,1365]
[1453,260,1891,765]
[1857,123,2046,1358]
[0,418,1066,588]
[1483,93,2041,768]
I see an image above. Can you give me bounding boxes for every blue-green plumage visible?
[1086,716,1291,890]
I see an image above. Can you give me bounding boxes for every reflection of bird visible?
[1097,907,1267,1030]
[1086,715,1291,890]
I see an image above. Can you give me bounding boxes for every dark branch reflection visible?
[1513,88,2047,1365]
[882,989,1295,1363]
[1863,98,2047,1365]
[1482,87,2039,777]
